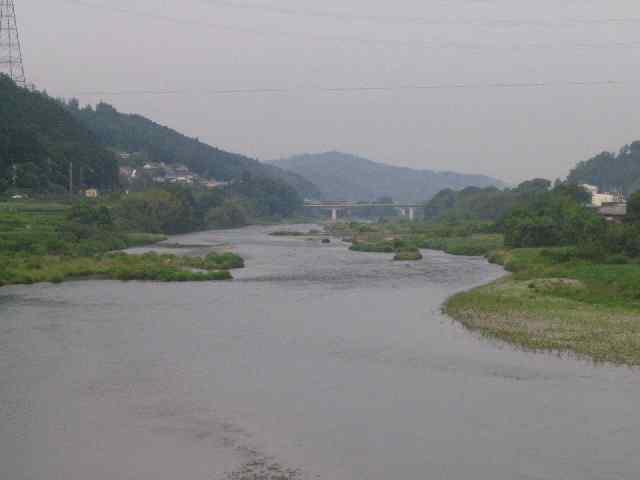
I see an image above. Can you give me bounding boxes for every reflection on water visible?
[1,225,639,480]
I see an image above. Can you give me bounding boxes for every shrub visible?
[49,273,65,284]
[204,252,244,269]
[350,241,394,253]
[574,241,606,262]
[604,254,630,265]
[540,247,578,263]
[394,250,423,261]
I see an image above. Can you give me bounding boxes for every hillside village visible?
[117,152,229,190]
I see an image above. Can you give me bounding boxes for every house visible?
[202,179,228,189]
[175,175,195,185]
[581,184,625,207]
[84,189,99,198]
[119,166,134,178]
[143,162,164,170]
[599,203,627,223]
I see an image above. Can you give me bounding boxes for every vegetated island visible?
[340,222,491,261]
[0,200,244,287]
[269,229,325,237]
[331,177,640,366]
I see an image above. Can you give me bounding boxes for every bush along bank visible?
[1,251,244,286]
[335,222,501,261]
[349,239,424,261]
[330,214,640,366]
[0,200,244,287]
[444,186,640,366]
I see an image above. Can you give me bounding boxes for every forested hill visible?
[0,76,118,193]
[567,142,640,194]
[68,102,321,198]
[270,152,507,202]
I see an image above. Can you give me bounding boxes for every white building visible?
[581,184,625,207]
[202,179,229,189]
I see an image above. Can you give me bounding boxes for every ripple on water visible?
[2,225,640,480]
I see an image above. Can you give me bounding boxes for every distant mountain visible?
[567,141,640,195]
[0,75,118,193]
[67,102,321,198]
[270,152,507,202]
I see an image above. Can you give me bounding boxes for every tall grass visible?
[0,201,241,287]
[0,252,240,286]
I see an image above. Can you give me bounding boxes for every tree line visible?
[425,176,640,262]
[0,75,119,193]
[567,141,640,195]
[113,173,302,234]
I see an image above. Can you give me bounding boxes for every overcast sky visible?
[15,0,640,183]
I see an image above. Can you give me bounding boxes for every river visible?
[1,225,639,479]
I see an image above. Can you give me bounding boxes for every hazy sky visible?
[16,0,640,182]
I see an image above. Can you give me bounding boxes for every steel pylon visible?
[0,0,26,87]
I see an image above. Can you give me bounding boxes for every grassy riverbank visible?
[331,220,640,365]
[0,200,244,287]
[446,248,640,365]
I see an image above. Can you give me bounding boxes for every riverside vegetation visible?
[333,181,640,366]
[0,74,324,287]
[332,220,502,260]
[1,164,305,287]
[0,199,244,287]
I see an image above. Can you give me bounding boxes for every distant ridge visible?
[270,151,507,202]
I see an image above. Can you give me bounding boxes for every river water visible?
[1,225,639,480]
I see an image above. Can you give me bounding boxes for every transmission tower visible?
[0,0,26,87]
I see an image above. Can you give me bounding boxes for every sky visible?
[13,0,640,183]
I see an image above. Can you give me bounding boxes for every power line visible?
[199,0,640,28]
[73,79,633,97]
[62,0,640,52]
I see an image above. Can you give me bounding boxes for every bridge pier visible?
[331,208,338,222]
[409,207,415,221]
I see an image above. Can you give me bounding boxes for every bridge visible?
[303,201,423,222]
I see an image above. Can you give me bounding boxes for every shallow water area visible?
[1,225,639,479]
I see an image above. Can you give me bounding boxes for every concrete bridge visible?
[304,201,423,222]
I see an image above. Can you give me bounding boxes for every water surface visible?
[1,225,639,479]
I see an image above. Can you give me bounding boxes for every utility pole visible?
[69,162,73,196]
[0,0,27,87]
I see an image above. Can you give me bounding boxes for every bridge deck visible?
[304,203,423,208]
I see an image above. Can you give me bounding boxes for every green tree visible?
[627,191,640,224]
[231,173,302,217]
[516,178,552,194]
[114,188,196,234]
[0,74,119,193]
[567,141,640,195]
[206,199,249,228]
